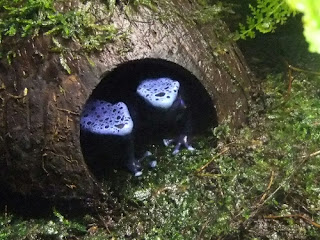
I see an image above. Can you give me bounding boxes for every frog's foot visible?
[140,151,157,169]
[126,159,143,177]
[163,135,195,155]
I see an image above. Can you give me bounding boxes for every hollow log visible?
[0,0,253,208]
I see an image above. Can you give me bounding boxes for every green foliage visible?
[128,0,154,8]
[99,68,320,238]
[2,69,320,238]
[236,0,295,39]
[192,1,235,24]
[0,210,86,240]
[3,65,320,238]
[286,0,320,53]
[0,0,160,69]
[2,1,320,239]
[0,0,119,66]
[212,118,231,141]
[0,0,118,43]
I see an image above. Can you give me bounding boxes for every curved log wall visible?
[0,0,253,206]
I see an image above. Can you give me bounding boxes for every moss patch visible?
[2,66,320,238]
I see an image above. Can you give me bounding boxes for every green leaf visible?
[0,0,121,61]
[237,0,295,40]
[85,54,95,67]
[5,25,17,36]
[59,53,71,74]
[6,50,16,65]
[51,36,62,49]
[286,0,320,53]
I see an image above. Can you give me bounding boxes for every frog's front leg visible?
[126,159,143,177]
[163,135,195,155]
[163,104,195,155]
[127,150,158,176]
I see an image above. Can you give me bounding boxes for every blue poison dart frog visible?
[80,77,194,177]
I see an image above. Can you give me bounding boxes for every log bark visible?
[0,0,253,207]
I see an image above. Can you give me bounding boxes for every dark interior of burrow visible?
[80,58,218,176]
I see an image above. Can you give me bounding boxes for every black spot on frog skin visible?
[155,92,165,97]
[115,123,125,129]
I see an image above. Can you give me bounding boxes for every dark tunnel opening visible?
[80,58,218,177]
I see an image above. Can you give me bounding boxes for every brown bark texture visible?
[0,0,253,207]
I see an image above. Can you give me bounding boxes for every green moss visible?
[3,65,320,238]
[2,1,320,239]
[192,1,235,25]
[92,58,320,238]
[0,211,87,240]
[235,0,296,40]
[0,0,158,68]
[0,0,120,55]
[2,69,320,238]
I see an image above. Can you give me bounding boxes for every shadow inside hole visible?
[80,58,218,181]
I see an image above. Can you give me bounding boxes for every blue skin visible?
[81,78,194,176]
[80,100,144,176]
[160,96,195,155]
[136,77,194,153]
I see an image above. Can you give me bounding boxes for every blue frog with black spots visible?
[80,77,194,177]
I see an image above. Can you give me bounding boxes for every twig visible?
[196,173,225,178]
[6,88,28,100]
[42,153,49,176]
[197,218,211,240]
[242,148,320,228]
[264,214,320,229]
[285,61,320,95]
[57,107,79,116]
[0,83,5,90]
[307,150,320,158]
[196,147,229,173]
[98,214,112,234]
[288,64,320,75]
[287,65,293,96]
[259,170,275,203]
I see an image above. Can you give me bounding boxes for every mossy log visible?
[0,1,253,209]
